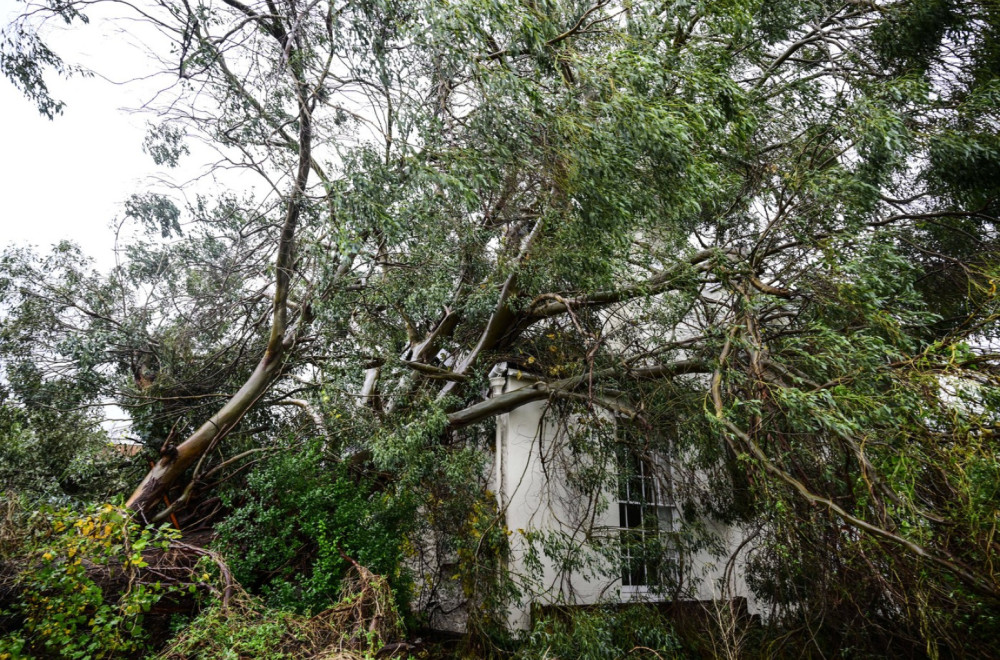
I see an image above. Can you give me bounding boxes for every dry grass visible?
[158,563,405,660]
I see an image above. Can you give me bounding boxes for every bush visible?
[517,605,684,660]
[154,593,300,660]
[157,564,404,660]
[0,410,139,503]
[0,502,185,659]
[213,444,416,615]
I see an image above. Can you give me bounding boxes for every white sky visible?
[0,0,196,270]
[0,0,224,438]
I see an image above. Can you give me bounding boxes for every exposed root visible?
[164,541,236,608]
[312,563,405,657]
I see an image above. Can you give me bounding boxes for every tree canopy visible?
[2,0,1000,656]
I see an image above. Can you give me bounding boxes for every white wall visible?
[491,367,759,630]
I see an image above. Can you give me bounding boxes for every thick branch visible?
[446,359,708,428]
[127,9,314,514]
[526,249,717,319]
[126,350,285,513]
[267,93,312,355]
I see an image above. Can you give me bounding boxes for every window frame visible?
[616,438,677,592]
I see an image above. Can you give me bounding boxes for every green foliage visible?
[214,444,416,615]
[873,0,959,74]
[3,0,1000,656]
[124,193,183,239]
[157,564,405,660]
[450,492,519,647]
[153,596,301,660]
[0,11,88,120]
[0,415,137,502]
[142,123,189,169]
[517,605,684,660]
[0,503,183,659]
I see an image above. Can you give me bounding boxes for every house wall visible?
[491,368,760,630]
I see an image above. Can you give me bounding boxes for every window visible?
[618,447,676,588]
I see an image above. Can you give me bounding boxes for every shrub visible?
[213,444,416,615]
[0,502,185,659]
[517,605,684,660]
[157,564,403,660]
[0,411,139,503]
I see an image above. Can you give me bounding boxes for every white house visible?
[409,359,761,633]
[488,365,760,630]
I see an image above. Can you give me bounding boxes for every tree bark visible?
[126,12,314,513]
[126,349,285,514]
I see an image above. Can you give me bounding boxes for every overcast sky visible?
[1,0,209,437]
[0,0,192,269]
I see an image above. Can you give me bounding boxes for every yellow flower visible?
[42,552,54,561]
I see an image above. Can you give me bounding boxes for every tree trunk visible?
[126,350,285,515]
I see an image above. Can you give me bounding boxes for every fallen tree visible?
[2,0,999,654]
